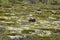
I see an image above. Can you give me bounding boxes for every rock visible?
[21,13,28,16]
[35,10,42,14]
[29,18,36,22]
[39,20,50,24]
[29,14,33,17]
[28,0,36,4]
[51,10,56,14]
[21,21,30,27]
[34,29,52,36]
[0,27,6,33]
[35,29,42,34]
[7,35,23,40]
[21,22,27,25]
[43,31,51,35]
[52,21,60,27]
[48,16,56,20]
[6,27,23,31]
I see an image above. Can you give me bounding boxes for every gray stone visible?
[35,11,42,14]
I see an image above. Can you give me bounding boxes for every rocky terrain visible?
[0,0,60,40]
